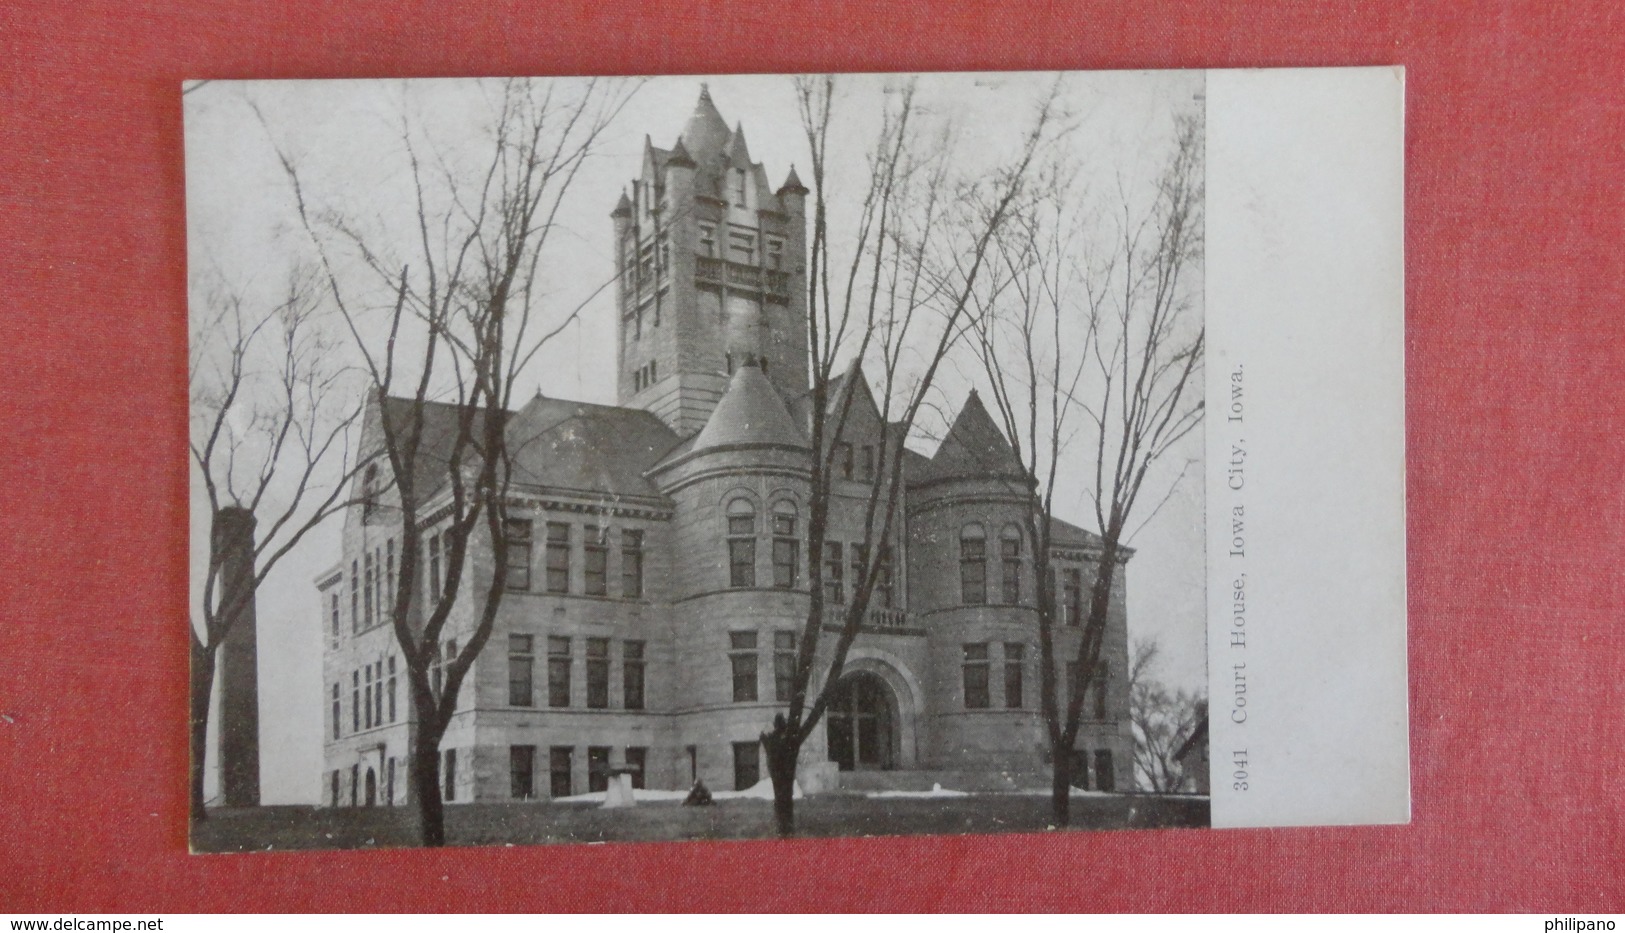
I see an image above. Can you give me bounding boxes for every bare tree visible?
[966,105,1204,826]
[1128,636,1206,793]
[270,77,637,846]
[188,266,367,821]
[757,75,1055,837]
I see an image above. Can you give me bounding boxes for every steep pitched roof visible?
[920,390,1028,482]
[505,395,681,500]
[680,84,732,160]
[376,397,499,497]
[1049,516,1106,551]
[691,360,808,452]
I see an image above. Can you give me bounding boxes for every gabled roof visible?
[690,360,808,452]
[917,389,1028,482]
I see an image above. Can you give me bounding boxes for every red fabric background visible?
[1,0,1621,913]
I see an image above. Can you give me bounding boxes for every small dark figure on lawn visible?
[682,779,714,806]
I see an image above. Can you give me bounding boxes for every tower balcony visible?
[695,256,791,300]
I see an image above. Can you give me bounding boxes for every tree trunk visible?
[412,732,446,847]
[761,719,800,838]
[189,635,215,823]
[1051,753,1072,828]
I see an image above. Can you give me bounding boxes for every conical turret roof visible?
[925,390,1027,480]
[680,84,732,160]
[691,359,808,452]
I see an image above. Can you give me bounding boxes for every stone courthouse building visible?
[317,88,1133,808]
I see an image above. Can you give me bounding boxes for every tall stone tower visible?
[613,85,810,436]
[212,505,261,807]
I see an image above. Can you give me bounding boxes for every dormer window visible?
[698,223,716,258]
[732,168,747,205]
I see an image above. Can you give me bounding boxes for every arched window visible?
[771,500,799,588]
[960,523,986,605]
[1000,524,1023,604]
[726,499,756,588]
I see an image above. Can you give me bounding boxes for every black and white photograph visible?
[186,69,1216,852]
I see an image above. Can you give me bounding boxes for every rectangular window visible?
[729,538,756,588]
[698,223,716,258]
[386,757,395,805]
[1004,643,1025,709]
[372,660,382,726]
[623,640,646,710]
[546,522,571,594]
[621,529,644,599]
[1070,748,1091,791]
[771,507,798,589]
[729,631,758,703]
[506,518,533,591]
[962,644,990,709]
[588,746,611,793]
[860,445,875,481]
[823,541,844,604]
[774,631,797,703]
[508,634,534,707]
[549,746,573,799]
[586,638,610,709]
[837,442,854,479]
[732,741,760,791]
[351,670,360,731]
[387,656,396,723]
[386,539,395,612]
[1089,662,1110,720]
[1001,534,1021,604]
[766,236,784,270]
[548,636,571,708]
[363,552,374,627]
[731,171,748,206]
[1094,749,1116,792]
[1064,568,1083,626]
[443,749,456,801]
[583,526,607,597]
[330,593,340,641]
[363,667,372,729]
[330,770,340,807]
[625,747,647,790]
[961,536,986,605]
[331,683,340,740]
[350,764,358,807]
[510,745,536,800]
[1066,659,1083,710]
[350,561,359,633]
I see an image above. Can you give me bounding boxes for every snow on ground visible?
[866,783,970,799]
[554,779,801,804]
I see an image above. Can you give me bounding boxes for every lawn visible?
[191,793,1209,853]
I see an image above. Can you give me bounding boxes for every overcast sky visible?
[186,69,1206,804]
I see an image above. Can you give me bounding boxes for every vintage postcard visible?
[185,67,1405,851]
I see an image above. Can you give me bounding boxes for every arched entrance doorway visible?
[826,672,897,771]
[364,768,377,807]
